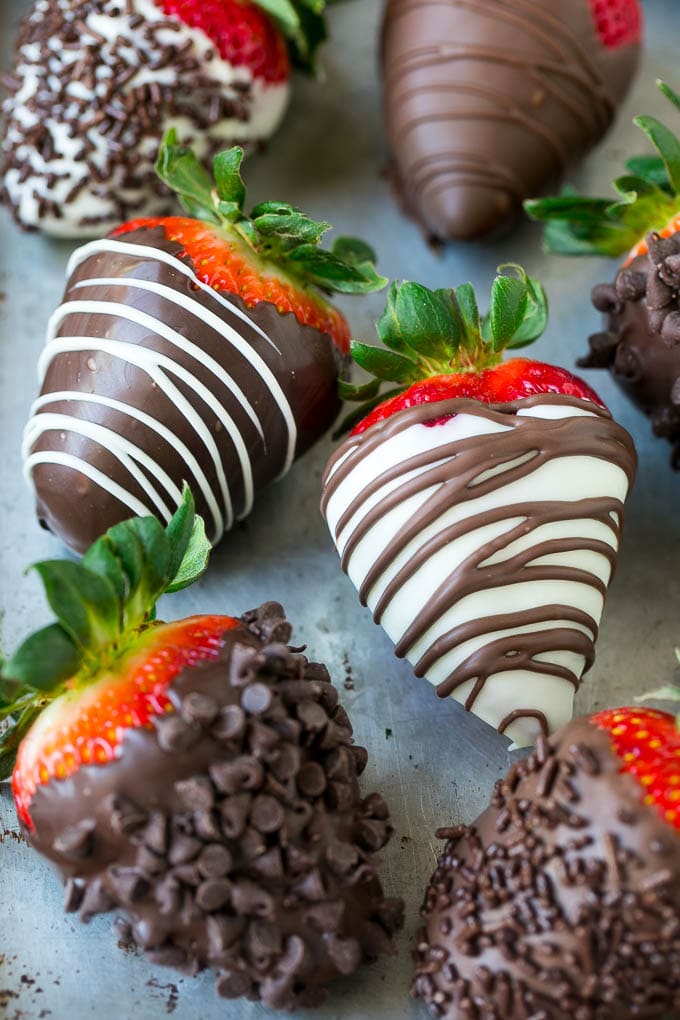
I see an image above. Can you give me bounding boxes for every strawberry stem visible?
[525,80,680,256]
[336,264,548,429]
[0,485,211,779]
[155,131,387,297]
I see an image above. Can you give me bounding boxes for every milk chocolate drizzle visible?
[382,0,639,239]
[321,395,636,731]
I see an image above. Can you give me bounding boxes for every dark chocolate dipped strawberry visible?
[321,269,637,748]
[527,80,680,468]
[22,132,386,555]
[0,489,403,1010]
[1,0,331,237]
[382,0,641,242]
[413,705,680,1019]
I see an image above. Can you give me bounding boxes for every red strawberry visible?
[321,268,636,749]
[0,490,403,1009]
[23,133,386,555]
[382,0,641,242]
[156,0,290,83]
[413,707,680,1019]
[588,0,641,48]
[526,80,680,467]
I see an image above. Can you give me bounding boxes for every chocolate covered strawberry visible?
[413,705,680,1019]
[0,489,403,1010]
[1,0,330,237]
[321,269,637,747]
[22,132,386,555]
[382,0,641,242]
[526,80,680,467]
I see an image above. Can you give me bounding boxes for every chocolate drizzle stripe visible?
[321,395,636,739]
[64,237,298,477]
[28,335,242,534]
[27,389,226,538]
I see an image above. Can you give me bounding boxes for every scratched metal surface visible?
[1,1,680,1017]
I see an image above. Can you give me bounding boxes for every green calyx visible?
[634,648,680,726]
[525,80,680,257]
[0,486,210,779]
[336,264,548,432]
[254,0,333,73]
[156,131,386,296]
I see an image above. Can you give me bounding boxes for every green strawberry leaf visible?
[166,514,210,594]
[165,483,200,582]
[252,0,327,70]
[4,624,82,692]
[156,129,220,226]
[155,134,386,301]
[339,265,550,430]
[213,147,246,211]
[635,685,680,704]
[337,377,382,401]
[350,342,421,384]
[525,81,680,256]
[0,703,48,781]
[30,561,121,652]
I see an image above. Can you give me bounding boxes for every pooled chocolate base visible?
[413,716,680,1019]
[27,604,403,1011]
[583,232,680,468]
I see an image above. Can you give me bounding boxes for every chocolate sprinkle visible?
[26,604,403,1010]
[413,715,680,1018]
[583,230,680,468]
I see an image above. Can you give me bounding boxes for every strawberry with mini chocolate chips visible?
[321,268,637,748]
[23,131,386,555]
[413,704,680,1019]
[526,80,680,467]
[0,488,403,1009]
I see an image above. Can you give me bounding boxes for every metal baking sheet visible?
[1,1,679,1017]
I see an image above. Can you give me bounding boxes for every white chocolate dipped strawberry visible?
[321,269,637,747]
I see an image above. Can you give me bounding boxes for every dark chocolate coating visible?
[583,235,680,468]
[27,603,403,1011]
[382,0,640,241]
[413,715,680,1019]
[25,226,344,553]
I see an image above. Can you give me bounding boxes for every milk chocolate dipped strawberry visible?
[22,132,385,555]
[321,269,637,747]
[527,80,680,467]
[382,0,641,242]
[1,0,330,237]
[0,490,403,1011]
[413,706,680,1019]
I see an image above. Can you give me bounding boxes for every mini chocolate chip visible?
[155,714,200,752]
[241,681,273,715]
[326,840,359,875]
[250,846,284,880]
[144,812,169,854]
[326,934,362,975]
[662,310,680,346]
[357,818,389,851]
[212,704,246,742]
[168,834,203,866]
[108,867,149,904]
[615,269,647,301]
[247,921,283,958]
[304,900,344,933]
[219,794,250,839]
[172,863,202,885]
[196,878,232,911]
[231,880,275,919]
[295,868,326,901]
[53,819,95,860]
[296,699,327,731]
[247,720,280,754]
[277,934,306,975]
[377,897,405,933]
[240,826,266,860]
[181,690,219,726]
[193,809,223,842]
[198,843,233,878]
[327,780,355,812]
[175,776,215,811]
[296,761,327,797]
[216,970,252,999]
[349,745,368,775]
[270,743,301,781]
[362,792,390,820]
[155,878,181,915]
[106,794,147,835]
[210,756,264,794]
[251,794,285,833]
[79,878,114,921]
[304,662,331,685]
[207,914,244,960]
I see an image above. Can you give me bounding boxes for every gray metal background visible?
[1,1,679,1016]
